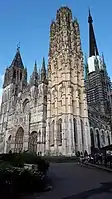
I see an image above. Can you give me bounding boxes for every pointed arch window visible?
[96,129,100,149]
[14,127,24,153]
[17,71,19,80]
[28,131,37,153]
[107,131,110,145]
[73,118,77,144]
[90,128,95,149]
[13,70,16,79]
[101,130,105,145]
[38,130,41,143]
[20,72,22,80]
[23,99,29,113]
[81,119,84,145]
[58,118,62,145]
[50,120,54,146]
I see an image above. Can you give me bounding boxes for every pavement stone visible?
[83,162,112,173]
[19,163,112,199]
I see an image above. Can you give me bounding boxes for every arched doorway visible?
[90,128,95,153]
[28,131,37,153]
[14,127,24,153]
[96,129,100,149]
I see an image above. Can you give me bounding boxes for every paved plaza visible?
[21,163,112,199]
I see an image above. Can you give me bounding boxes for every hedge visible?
[0,152,49,174]
[0,166,46,197]
[43,156,79,163]
[0,152,50,197]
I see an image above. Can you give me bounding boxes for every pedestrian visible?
[80,152,83,166]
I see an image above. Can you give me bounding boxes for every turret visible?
[56,7,72,30]
[73,18,82,55]
[10,47,24,69]
[94,56,99,71]
[22,67,27,86]
[101,53,107,71]
[3,47,25,88]
[30,61,38,87]
[41,57,47,83]
[50,20,56,38]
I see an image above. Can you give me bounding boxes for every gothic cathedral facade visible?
[0,7,111,156]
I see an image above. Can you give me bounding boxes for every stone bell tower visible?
[46,7,91,156]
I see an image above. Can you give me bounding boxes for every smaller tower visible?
[41,57,47,83]
[30,61,38,87]
[3,47,25,89]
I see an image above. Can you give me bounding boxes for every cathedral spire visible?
[34,60,37,73]
[30,61,38,87]
[10,47,24,69]
[88,9,99,57]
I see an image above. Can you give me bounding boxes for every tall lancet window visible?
[81,119,84,145]
[96,130,100,149]
[101,130,105,145]
[107,132,110,145]
[58,118,62,146]
[73,118,77,144]
[50,120,54,146]
[28,131,37,153]
[14,127,24,153]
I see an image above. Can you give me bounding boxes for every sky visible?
[0,0,112,104]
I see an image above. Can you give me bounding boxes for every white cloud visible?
[0,74,4,106]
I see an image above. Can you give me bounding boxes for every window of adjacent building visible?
[90,128,95,149]
[96,129,100,149]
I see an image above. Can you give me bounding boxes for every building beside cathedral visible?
[85,10,112,152]
[0,7,111,156]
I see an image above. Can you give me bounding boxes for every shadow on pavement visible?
[63,181,112,199]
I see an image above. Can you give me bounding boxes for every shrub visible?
[0,152,49,174]
[0,166,46,197]
[0,152,50,197]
